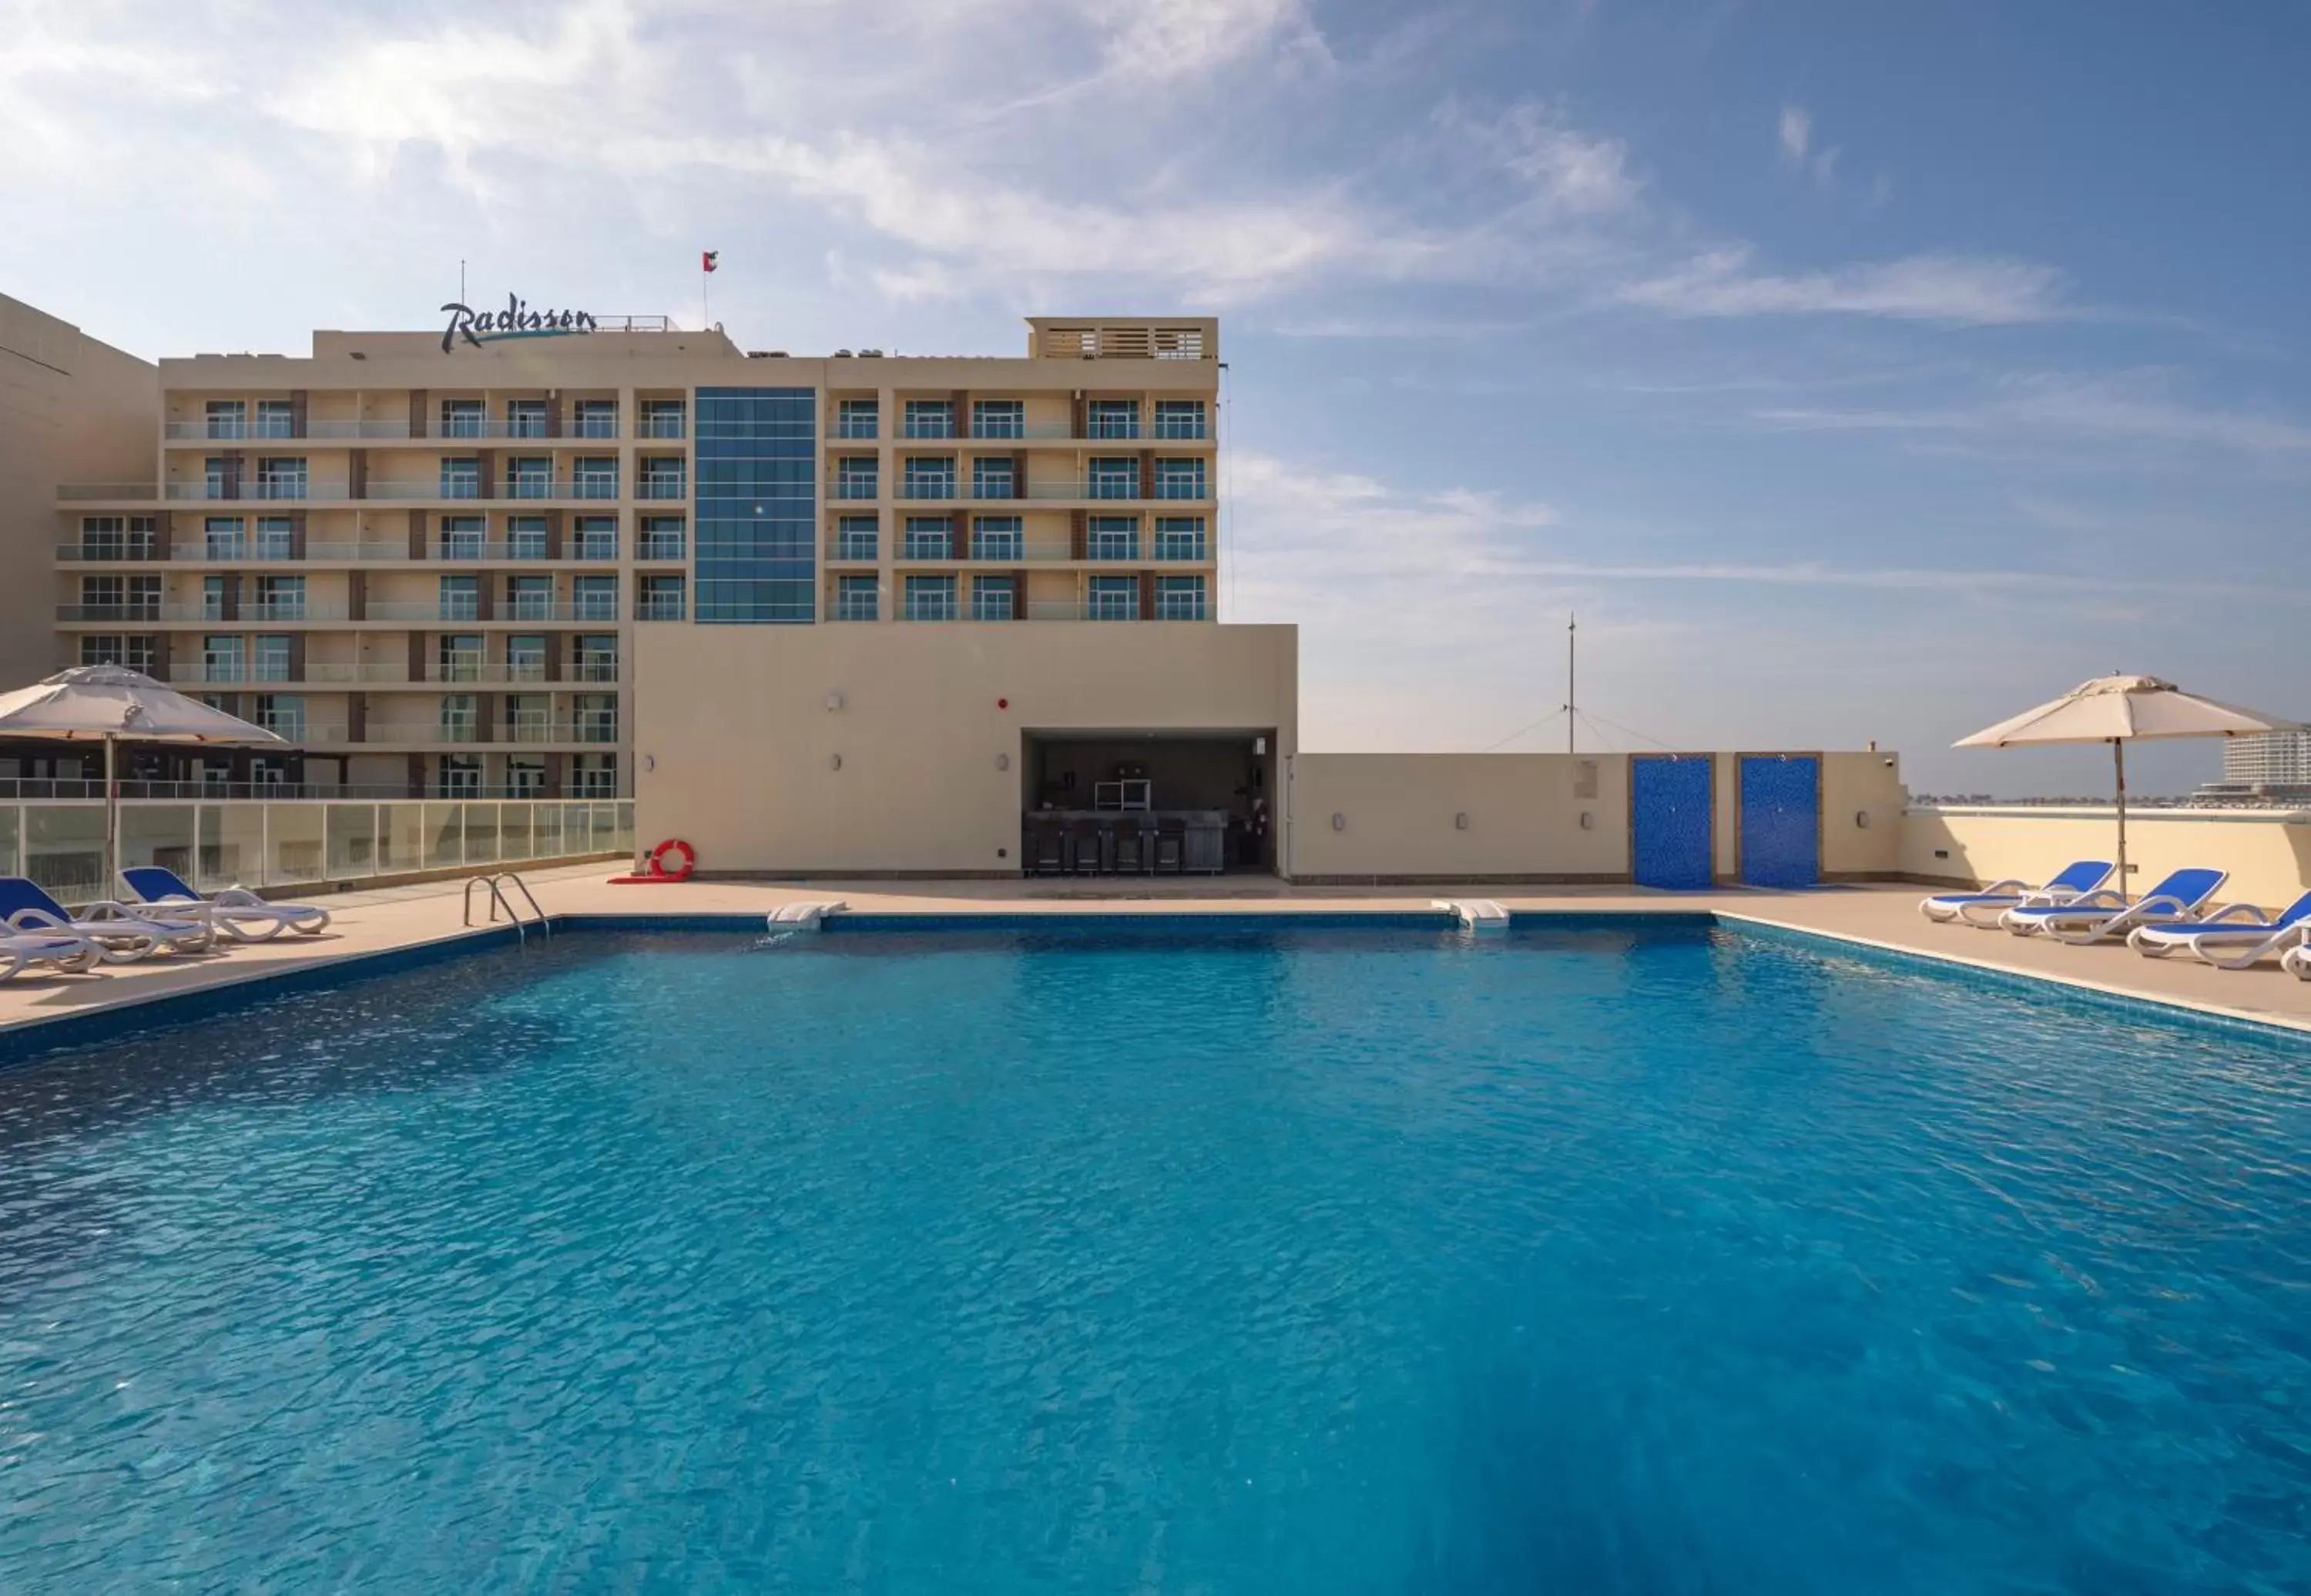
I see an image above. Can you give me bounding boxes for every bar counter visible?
[1023,810,1227,873]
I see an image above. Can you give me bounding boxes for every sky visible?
[2,0,2303,795]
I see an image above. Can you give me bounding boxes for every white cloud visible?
[1756,371,2311,458]
[1776,102,1839,189]
[1618,248,2071,324]
[1099,0,1333,81]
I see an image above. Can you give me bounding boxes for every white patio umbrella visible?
[0,665,287,893]
[1953,673,2298,887]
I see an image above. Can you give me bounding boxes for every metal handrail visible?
[464,870,550,942]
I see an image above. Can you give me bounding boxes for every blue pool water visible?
[0,923,2306,1593]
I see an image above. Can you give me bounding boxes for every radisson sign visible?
[440,295,599,353]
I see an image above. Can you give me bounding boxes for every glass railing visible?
[1,796,633,907]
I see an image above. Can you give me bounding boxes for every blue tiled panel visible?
[695,387,816,622]
[1632,756,1714,889]
[1739,754,1822,887]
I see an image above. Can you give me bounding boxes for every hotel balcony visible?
[58,540,633,565]
[162,417,688,442]
[58,602,628,627]
[162,662,620,688]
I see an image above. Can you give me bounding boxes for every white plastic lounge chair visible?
[1999,867,2227,944]
[1919,860,2111,926]
[2126,890,2311,968]
[0,876,210,960]
[119,866,332,942]
[0,927,102,981]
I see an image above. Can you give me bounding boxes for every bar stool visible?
[1069,817,1106,874]
[1152,818,1186,874]
[1111,816,1149,873]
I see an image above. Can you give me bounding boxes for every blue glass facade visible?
[695,387,816,622]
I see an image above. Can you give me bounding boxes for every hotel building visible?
[45,313,1221,800]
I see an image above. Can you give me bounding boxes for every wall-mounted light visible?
[826,691,844,712]
[995,753,1011,771]
[1331,812,1346,831]
[1855,811,1871,829]
[830,753,843,771]
[1255,736,1267,756]
[642,754,656,773]
[1578,811,1595,830]
[1454,812,1469,830]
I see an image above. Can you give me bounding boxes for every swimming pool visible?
[0,921,2304,1592]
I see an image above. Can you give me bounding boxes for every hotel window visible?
[439,575,481,621]
[1152,400,1206,441]
[253,575,305,620]
[836,515,878,561]
[254,457,308,499]
[204,516,246,559]
[837,399,879,439]
[439,695,479,743]
[641,398,686,439]
[902,456,956,500]
[835,576,878,621]
[575,694,619,743]
[83,575,159,618]
[1086,457,1137,499]
[200,575,226,619]
[836,457,880,499]
[571,754,619,798]
[1156,575,1206,620]
[572,515,619,560]
[639,515,686,559]
[971,575,1016,621]
[903,516,953,560]
[1087,399,1139,440]
[572,635,619,682]
[903,400,954,440]
[254,399,296,440]
[508,757,546,796]
[438,756,483,796]
[507,455,552,499]
[972,399,1023,439]
[1154,516,1206,561]
[904,575,957,621]
[203,635,245,680]
[440,458,481,500]
[506,398,548,439]
[438,635,485,682]
[639,457,687,501]
[253,516,294,558]
[637,575,686,620]
[573,574,619,620]
[507,635,549,682]
[572,399,619,439]
[572,457,619,499]
[1155,458,1205,500]
[252,635,292,682]
[971,456,1016,501]
[440,398,485,439]
[253,694,305,739]
[506,694,551,743]
[505,575,552,621]
[972,516,1022,561]
[79,515,155,559]
[204,400,247,440]
[80,635,156,672]
[1086,516,1138,561]
[203,456,233,498]
[506,516,548,558]
[1087,575,1138,620]
[438,515,486,559]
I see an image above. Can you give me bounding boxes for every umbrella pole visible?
[2112,738,2128,896]
[105,732,118,901]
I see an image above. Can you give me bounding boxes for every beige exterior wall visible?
[0,294,155,689]
[1287,750,1906,882]
[1903,806,2311,912]
[633,621,1295,874]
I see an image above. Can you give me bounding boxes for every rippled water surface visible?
[1,924,2306,1593]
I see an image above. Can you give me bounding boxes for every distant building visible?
[2192,729,2311,806]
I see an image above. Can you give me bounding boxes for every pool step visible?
[767,900,847,932]
[1433,898,1511,933]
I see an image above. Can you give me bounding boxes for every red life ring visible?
[650,839,696,881]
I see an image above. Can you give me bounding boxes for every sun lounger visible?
[0,927,102,981]
[2126,890,2311,968]
[1998,867,2227,944]
[119,866,332,942]
[0,877,212,960]
[1919,860,2111,926]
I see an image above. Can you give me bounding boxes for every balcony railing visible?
[889,479,1210,503]
[635,595,686,621]
[636,477,689,501]
[364,600,622,623]
[636,535,687,561]
[1022,600,1209,621]
[364,478,621,501]
[61,540,630,563]
[59,603,351,623]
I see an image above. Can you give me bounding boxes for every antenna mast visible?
[1566,612,1577,755]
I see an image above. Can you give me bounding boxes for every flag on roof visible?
[703,250,719,273]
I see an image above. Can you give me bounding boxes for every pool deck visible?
[3,866,2308,1039]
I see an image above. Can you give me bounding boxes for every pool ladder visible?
[465,871,552,944]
